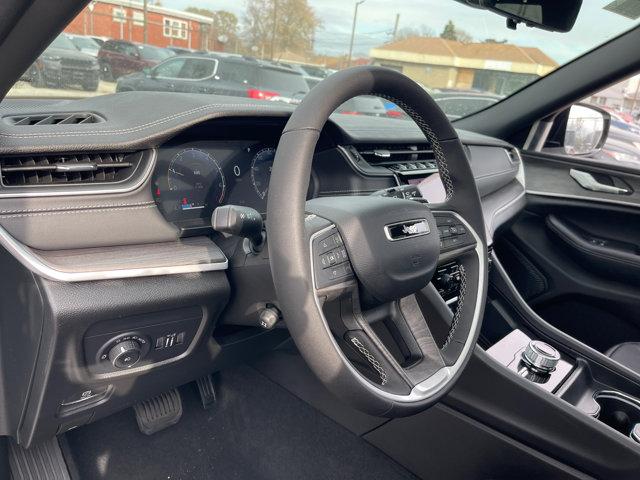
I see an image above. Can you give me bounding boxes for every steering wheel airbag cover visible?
[306,196,440,302]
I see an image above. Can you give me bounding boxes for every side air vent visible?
[3,112,104,126]
[352,144,438,174]
[0,152,142,186]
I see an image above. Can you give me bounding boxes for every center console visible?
[483,254,640,452]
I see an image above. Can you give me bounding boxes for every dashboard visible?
[0,93,527,445]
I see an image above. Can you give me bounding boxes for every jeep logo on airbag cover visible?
[384,219,430,241]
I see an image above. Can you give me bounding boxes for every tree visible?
[395,24,435,41]
[243,0,321,59]
[186,7,240,51]
[440,19,473,43]
[440,20,457,40]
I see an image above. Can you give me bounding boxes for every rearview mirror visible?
[458,0,582,32]
[564,104,610,156]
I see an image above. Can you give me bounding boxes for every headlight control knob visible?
[521,340,560,373]
[108,340,142,369]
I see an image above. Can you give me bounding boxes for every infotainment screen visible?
[406,174,446,203]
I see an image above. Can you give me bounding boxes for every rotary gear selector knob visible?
[521,340,560,373]
[108,340,142,369]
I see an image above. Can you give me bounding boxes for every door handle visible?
[569,169,630,195]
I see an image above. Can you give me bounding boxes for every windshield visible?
[7,0,640,120]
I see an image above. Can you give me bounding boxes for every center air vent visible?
[0,152,142,186]
[3,112,104,126]
[353,144,438,174]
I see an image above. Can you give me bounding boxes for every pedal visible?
[9,437,71,480]
[133,388,182,435]
[196,373,217,410]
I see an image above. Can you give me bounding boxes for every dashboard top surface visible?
[0,93,511,155]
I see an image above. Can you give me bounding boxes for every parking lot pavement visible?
[7,80,116,98]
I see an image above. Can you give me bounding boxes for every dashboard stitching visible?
[0,201,155,214]
[0,204,156,219]
[0,104,284,139]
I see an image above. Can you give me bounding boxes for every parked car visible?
[336,95,390,117]
[116,54,310,104]
[65,34,101,57]
[90,36,107,47]
[270,61,325,89]
[98,40,174,81]
[23,33,99,90]
[431,89,503,119]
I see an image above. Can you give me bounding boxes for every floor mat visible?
[64,365,416,480]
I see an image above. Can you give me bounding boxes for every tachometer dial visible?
[250,147,276,200]
[167,148,226,213]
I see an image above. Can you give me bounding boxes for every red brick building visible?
[65,0,214,50]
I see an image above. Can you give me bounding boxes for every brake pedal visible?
[9,436,71,480]
[196,373,217,409]
[134,388,182,435]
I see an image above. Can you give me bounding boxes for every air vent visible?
[353,144,438,174]
[3,112,104,126]
[0,152,140,186]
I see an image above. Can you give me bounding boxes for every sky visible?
[163,0,639,64]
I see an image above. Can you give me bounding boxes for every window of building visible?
[132,11,144,27]
[112,7,126,24]
[163,18,188,40]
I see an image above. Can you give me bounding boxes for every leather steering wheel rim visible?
[267,66,488,417]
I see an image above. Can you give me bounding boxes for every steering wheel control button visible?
[108,340,142,369]
[521,340,561,373]
[313,228,355,289]
[434,213,475,252]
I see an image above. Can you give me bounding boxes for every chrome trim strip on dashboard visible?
[0,223,228,282]
[309,210,486,403]
[0,149,157,198]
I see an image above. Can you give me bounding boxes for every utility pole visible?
[392,13,400,40]
[347,0,365,68]
[143,0,148,44]
[270,0,278,60]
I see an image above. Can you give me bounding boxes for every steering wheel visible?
[267,66,488,417]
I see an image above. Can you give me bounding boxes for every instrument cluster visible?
[153,141,276,228]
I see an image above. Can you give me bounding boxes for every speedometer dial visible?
[250,147,276,200]
[168,148,226,213]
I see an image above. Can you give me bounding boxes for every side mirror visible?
[564,104,610,156]
[143,67,152,77]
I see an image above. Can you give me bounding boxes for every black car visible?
[24,34,100,91]
[116,54,310,104]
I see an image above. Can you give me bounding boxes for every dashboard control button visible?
[108,340,142,369]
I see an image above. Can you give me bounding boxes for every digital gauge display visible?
[153,140,295,229]
[155,148,226,224]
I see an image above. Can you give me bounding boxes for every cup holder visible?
[594,391,640,442]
